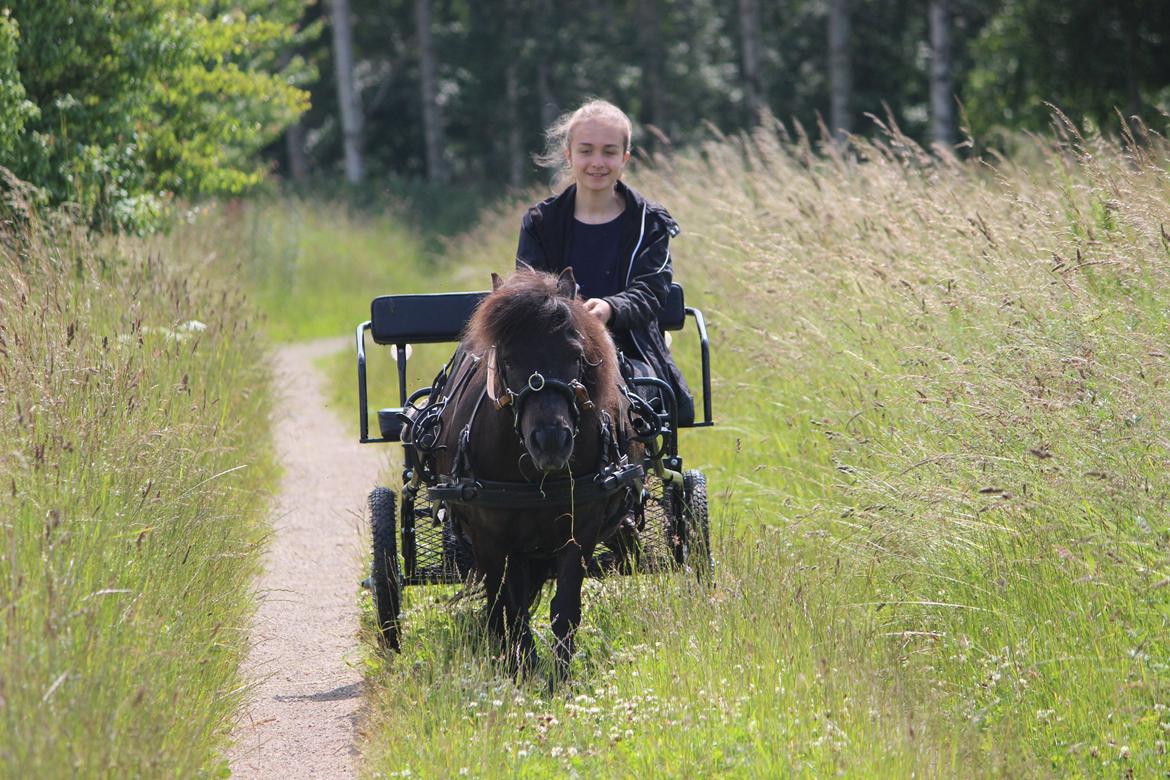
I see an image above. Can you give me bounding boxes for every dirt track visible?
[229,337,385,779]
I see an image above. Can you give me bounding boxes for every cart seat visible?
[369,284,688,347]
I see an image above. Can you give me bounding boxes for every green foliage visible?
[0,11,35,160]
[2,1,313,231]
[965,0,1170,137]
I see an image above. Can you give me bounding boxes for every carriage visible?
[355,276,713,653]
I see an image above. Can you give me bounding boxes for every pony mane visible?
[465,268,620,412]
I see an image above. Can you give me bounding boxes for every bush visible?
[0,1,312,232]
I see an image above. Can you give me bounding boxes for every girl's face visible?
[567,117,630,193]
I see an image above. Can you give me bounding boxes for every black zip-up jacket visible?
[515,180,694,425]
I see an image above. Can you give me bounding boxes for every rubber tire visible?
[369,486,402,650]
[684,470,713,582]
[665,479,688,568]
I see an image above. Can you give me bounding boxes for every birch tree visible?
[505,2,523,188]
[738,0,764,123]
[929,0,954,148]
[416,0,448,183]
[637,0,666,150]
[828,0,852,142]
[330,0,363,183]
[536,0,558,129]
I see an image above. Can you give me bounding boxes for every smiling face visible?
[567,117,631,193]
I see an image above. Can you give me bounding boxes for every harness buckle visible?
[570,379,595,411]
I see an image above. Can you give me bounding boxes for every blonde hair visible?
[535,99,633,187]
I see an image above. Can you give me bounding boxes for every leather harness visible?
[404,347,649,510]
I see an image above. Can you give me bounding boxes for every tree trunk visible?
[929,0,955,148]
[738,0,764,123]
[285,120,309,181]
[329,0,363,183]
[536,0,558,128]
[637,0,666,153]
[505,6,524,189]
[416,0,449,183]
[277,49,309,182]
[1119,1,1142,133]
[828,0,852,143]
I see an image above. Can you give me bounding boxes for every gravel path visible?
[229,337,386,779]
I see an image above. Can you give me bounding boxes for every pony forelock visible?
[465,269,620,411]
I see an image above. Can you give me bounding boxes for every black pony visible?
[430,267,642,678]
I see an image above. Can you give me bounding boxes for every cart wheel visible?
[665,479,688,568]
[684,470,713,582]
[369,486,402,650]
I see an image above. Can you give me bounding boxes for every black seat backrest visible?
[369,283,686,345]
[370,291,487,345]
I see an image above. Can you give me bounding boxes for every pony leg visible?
[549,543,589,682]
[486,556,537,676]
[502,558,538,675]
[483,563,507,643]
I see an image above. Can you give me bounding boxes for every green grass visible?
[0,211,276,775]
[347,120,1170,777]
[161,196,439,343]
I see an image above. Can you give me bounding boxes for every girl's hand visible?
[584,298,613,324]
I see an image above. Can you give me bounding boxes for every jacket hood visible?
[616,180,681,237]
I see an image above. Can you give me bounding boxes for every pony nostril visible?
[531,425,573,455]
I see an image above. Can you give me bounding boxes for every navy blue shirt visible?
[565,216,623,299]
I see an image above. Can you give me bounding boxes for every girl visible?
[515,99,694,426]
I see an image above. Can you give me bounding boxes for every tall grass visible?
[0,207,275,776]
[353,118,1170,776]
[175,196,439,343]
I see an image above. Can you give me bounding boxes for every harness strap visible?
[428,462,644,508]
[410,348,482,462]
[451,388,488,482]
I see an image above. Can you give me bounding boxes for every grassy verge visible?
[187,193,505,345]
[351,120,1170,777]
[0,209,275,776]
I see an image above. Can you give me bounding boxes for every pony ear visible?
[491,272,504,291]
[556,267,577,299]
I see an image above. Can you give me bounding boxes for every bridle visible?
[487,347,596,440]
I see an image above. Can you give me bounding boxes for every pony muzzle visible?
[528,423,574,472]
